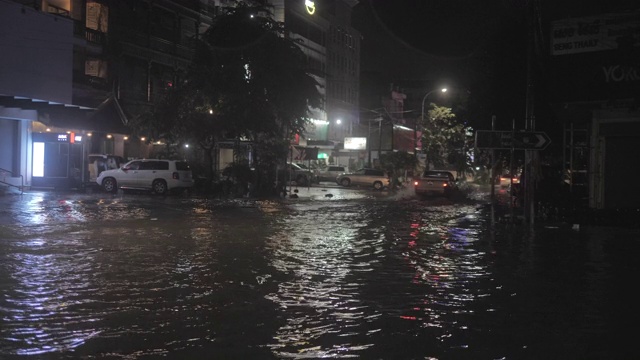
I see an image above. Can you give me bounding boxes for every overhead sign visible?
[475,130,551,150]
[551,12,640,56]
[344,137,366,150]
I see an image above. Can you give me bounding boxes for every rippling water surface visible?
[0,192,638,359]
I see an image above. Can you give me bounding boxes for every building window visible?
[86,0,109,33]
[85,58,108,79]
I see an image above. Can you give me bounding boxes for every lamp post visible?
[416,87,447,168]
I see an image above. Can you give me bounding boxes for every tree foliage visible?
[130,3,322,194]
[379,151,417,188]
[420,104,473,176]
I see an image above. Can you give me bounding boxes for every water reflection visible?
[2,238,101,355]
[265,203,380,358]
[261,201,495,358]
[0,192,638,358]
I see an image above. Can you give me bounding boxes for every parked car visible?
[295,163,320,183]
[317,165,346,182]
[88,154,124,184]
[96,159,194,195]
[336,168,389,190]
[279,163,316,186]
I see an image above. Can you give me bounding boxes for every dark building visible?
[544,7,640,209]
[1,0,216,190]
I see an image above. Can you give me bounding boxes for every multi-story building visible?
[547,9,640,210]
[0,0,362,191]
[1,0,216,190]
[273,0,361,167]
[1,0,88,190]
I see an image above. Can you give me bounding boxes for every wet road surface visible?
[0,186,639,359]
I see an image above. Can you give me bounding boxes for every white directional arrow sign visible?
[475,130,551,150]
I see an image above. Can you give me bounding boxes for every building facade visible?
[1,0,362,191]
[273,0,361,168]
[548,9,640,209]
[1,0,217,190]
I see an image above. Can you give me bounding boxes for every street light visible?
[420,87,447,134]
[416,87,447,161]
[332,118,342,141]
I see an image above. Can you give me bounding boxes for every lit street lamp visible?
[416,88,447,166]
[332,118,342,141]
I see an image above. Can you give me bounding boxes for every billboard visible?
[551,12,640,56]
[344,137,366,150]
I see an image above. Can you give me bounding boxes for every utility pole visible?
[524,0,538,224]
[490,115,496,226]
[368,120,372,167]
[378,118,382,165]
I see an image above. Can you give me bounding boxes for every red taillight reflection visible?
[173,172,179,179]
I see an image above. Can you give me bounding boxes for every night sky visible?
[353,0,528,132]
[352,0,639,135]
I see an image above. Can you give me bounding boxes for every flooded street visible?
[1,188,639,359]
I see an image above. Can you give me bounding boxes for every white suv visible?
[97,159,194,195]
[336,168,389,190]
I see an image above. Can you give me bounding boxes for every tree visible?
[379,151,417,189]
[420,104,471,174]
[130,3,322,195]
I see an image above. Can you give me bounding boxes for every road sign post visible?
[475,130,551,150]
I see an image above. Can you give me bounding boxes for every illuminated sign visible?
[344,137,367,150]
[305,0,315,15]
[55,133,82,143]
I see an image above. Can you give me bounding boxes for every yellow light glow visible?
[87,133,92,137]
[305,0,316,14]
[141,137,146,141]
[124,136,129,140]
[46,128,51,132]
[106,134,112,139]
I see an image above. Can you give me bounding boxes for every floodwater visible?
[0,188,638,359]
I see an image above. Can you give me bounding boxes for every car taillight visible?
[173,172,179,179]
[414,181,419,186]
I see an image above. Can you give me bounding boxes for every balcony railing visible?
[73,20,107,45]
[73,70,110,91]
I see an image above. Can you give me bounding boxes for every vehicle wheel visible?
[102,177,117,193]
[153,179,168,195]
[373,181,383,190]
[340,178,351,187]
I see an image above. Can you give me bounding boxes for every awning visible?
[0,94,94,114]
[0,94,130,134]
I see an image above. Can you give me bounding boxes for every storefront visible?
[31,132,85,189]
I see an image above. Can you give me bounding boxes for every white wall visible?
[0,0,73,103]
